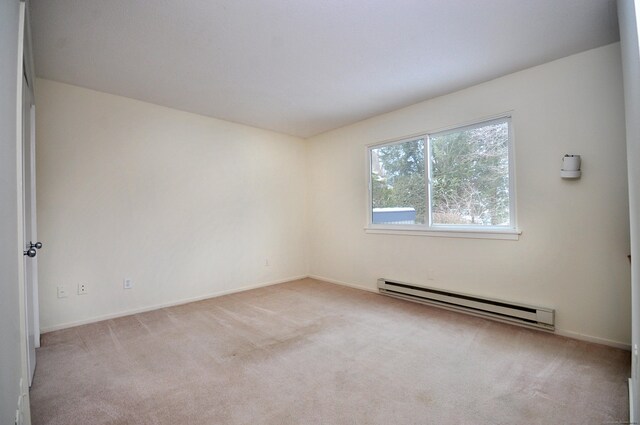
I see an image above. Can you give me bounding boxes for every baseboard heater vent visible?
[378,278,555,331]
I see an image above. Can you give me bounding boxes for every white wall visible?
[307,43,631,347]
[36,79,308,331]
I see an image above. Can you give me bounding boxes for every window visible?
[368,117,517,238]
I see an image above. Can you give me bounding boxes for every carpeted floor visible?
[30,278,629,425]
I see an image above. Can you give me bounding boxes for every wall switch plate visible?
[123,278,133,289]
[77,283,88,295]
[57,285,67,298]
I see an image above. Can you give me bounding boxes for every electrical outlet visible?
[57,285,67,298]
[123,278,133,289]
[77,283,88,295]
[264,259,269,266]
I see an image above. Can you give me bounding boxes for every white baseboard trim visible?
[308,275,631,351]
[307,274,378,293]
[41,275,308,333]
[554,329,631,351]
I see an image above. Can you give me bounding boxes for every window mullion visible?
[425,135,432,229]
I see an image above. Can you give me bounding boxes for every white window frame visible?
[366,114,520,240]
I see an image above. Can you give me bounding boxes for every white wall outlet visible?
[57,285,67,298]
[77,283,88,295]
[264,259,269,266]
[123,278,133,289]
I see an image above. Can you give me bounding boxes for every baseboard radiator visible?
[377,278,555,331]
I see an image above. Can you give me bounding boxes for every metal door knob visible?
[30,241,43,249]
[24,248,37,258]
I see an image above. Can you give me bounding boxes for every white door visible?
[21,72,39,386]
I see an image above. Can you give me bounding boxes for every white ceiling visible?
[30,0,619,138]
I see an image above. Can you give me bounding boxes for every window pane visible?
[430,120,510,226]
[371,138,426,224]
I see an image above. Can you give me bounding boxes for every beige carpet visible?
[30,278,629,425]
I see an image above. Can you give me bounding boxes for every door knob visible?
[23,241,42,258]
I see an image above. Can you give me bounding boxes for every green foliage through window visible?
[371,138,426,224]
[370,118,512,228]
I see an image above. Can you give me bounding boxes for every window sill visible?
[364,226,521,240]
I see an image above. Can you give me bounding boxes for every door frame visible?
[22,4,39,348]
[19,0,38,387]
[618,0,640,421]
[16,1,37,421]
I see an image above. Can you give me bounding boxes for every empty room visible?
[2,0,640,424]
